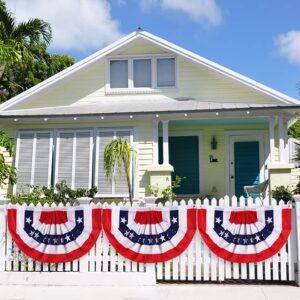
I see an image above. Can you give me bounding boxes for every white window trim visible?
[55,129,93,190]
[106,54,178,94]
[94,128,133,198]
[14,130,53,194]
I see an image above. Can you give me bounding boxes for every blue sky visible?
[7,0,300,99]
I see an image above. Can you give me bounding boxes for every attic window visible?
[108,57,176,91]
[110,60,128,88]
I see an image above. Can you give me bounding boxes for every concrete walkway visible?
[0,284,300,300]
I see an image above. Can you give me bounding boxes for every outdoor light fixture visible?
[246,111,250,114]
[13,118,18,122]
[216,112,219,116]
[156,114,159,118]
[129,115,133,119]
[73,117,77,120]
[44,118,48,121]
[100,116,104,120]
[211,135,218,150]
[184,113,188,117]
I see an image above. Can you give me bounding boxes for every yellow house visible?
[0,29,299,201]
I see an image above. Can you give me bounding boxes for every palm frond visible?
[13,18,52,45]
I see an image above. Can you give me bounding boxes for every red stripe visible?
[198,208,291,263]
[229,211,258,224]
[8,208,102,263]
[39,211,68,224]
[103,208,196,263]
[134,211,163,224]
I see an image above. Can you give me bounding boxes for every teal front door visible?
[159,136,199,195]
[234,141,260,197]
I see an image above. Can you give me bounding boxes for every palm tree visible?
[104,138,136,204]
[0,0,52,96]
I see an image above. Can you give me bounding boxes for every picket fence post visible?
[294,195,300,286]
[0,204,6,272]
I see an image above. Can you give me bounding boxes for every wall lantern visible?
[211,136,218,150]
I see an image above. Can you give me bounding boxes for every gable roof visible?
[0,29,299,113]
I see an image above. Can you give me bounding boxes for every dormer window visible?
[110,60,128,88]
[107,56,176,92]
[133,59,151,87]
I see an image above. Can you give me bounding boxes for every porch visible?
[147,112,294,199]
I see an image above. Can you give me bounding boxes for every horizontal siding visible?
[15,43,281,110]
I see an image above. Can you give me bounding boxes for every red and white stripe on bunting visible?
[103,206,196,263]
[198,206,291,263]
[8,205,101,263]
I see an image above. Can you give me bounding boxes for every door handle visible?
[231,175,234,179]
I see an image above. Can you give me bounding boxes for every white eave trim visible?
[0,30,299,112]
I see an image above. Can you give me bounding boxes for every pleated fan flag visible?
[103,206,196,262]
[198,205,291,263]
[8,204,101,263]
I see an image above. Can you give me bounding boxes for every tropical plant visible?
[0,0,55,100]
[271,185,294,204]
[104,138,136,204]
[0,130,16,187]
[149,176,185,203]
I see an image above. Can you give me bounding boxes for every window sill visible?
[105,87,178,95]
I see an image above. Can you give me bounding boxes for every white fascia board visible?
[0,32,139,112]
[139,31,300,105]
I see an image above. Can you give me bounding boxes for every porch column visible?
[269,116,275,163]
[278,115,287,163]
[152,120,159,165]
[162,120,169,165]
[283,118,290,163]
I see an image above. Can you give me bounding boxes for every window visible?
[133,59,151,87]
[110,60,128,88]
[108,57,176,90]
[14,128,133,197]
[55,130,93,189]
[95,129,132,196]
[157,58,175,87]
[15,131,53,193]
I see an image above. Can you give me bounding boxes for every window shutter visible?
[97,131,114,195]
[15,131,53,193]
[56,131,92,189]
[114,131,131,195]
[74,131,92,189]
[33,132,52,188]
[56,132,74,187]
[16,133,34,193]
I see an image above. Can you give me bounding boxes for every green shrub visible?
[271,185,294,204]
[9,180,98,205]
[148,176,185,204]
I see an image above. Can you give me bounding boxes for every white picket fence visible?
[156,196,298,283]
[0,196,299,286]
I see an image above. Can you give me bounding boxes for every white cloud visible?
[140,0,222,26]
[275,30,300,65]
[6,0,124,52]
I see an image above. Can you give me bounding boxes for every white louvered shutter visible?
[15,132,53,193]
[56,132,74,187]
[33,132,52,187]
[97,131,114,195]
[56,131,92,189]
[74,131,92,189]
[16,133,34,192]
[114,131,131,195]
